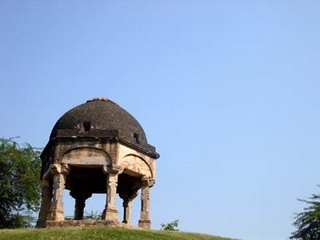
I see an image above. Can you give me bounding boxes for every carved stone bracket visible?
[111,165,123,174]
[102,164,111,174]
[43,163,70,177]
[141,176,155,188]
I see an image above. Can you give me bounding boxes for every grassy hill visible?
[0,227,233,240]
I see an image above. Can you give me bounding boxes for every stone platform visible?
[45,220,139,228]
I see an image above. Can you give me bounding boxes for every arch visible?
[61,147,111,167]
[121,154,153,178]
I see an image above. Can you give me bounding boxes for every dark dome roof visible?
[50,97,148,145]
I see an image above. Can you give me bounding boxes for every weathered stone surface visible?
[37,98,159,230]
[46,220,123,228]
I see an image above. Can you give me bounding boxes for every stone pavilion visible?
[36,97,159,229]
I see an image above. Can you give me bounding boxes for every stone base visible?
[36,220,46,228]
[102,208,119,222]
[46,220,118,228]
[47,207,64,221]
[42,220,140,229]
[138,219,151,229]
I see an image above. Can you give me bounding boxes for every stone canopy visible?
[36,97,159,229]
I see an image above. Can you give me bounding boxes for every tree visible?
[290,188,320,240]
[160,219,179,231]
[0,138,41,228]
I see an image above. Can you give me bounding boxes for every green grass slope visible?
[0,227,233,240]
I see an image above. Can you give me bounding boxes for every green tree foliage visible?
[0,138,41,228]
[161,219,179,231]
[290,188,320,240]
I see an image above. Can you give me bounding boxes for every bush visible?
[161,219,179,231]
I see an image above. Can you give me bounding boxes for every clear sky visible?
[1,1,320,239]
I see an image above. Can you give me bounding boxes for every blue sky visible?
[1,1,320,239]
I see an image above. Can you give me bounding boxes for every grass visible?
[0,227,233,240]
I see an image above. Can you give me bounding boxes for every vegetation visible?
[161,219,180,231]
[0,227,233,240]
[291,187,320,240]
[0,138,41,228]
[65,211,102,221]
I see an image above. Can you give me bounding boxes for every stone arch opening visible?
[121,154,153,178]
[59,147,111,220]
[117,171,141,224]
[65,166,106,220]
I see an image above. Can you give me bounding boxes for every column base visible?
[138,219,151,229]
[122,220,132,225]
[102,208,119,222]
[35,220,46,228]
[47,213,64,221]
[47,206,64,221]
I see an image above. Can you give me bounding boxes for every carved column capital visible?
[130,192,138,201]
[111,165,123,174]
[148,178,155,188]
[49,163,70,177]
[70,191,92,201]
[119,191,138,202]
[141,176,155,187]
[102,164,111,174]
[61,164,70,175]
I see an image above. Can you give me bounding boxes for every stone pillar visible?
[47,164,69,221]
[36,179,51,227]
[74,198,86,220]
[119,190,138,225]
[138,177,155,229]
[122,199,132,224]
[102,166,122,222]
[70,192,92,220]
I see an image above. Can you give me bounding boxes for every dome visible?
[50,97,148,146]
